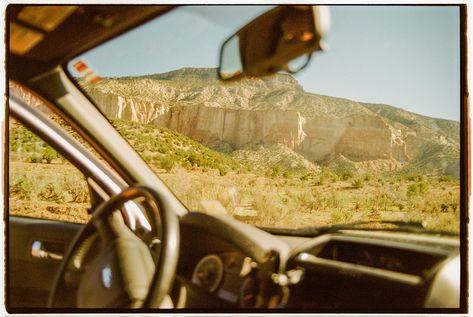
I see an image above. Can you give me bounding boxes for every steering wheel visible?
[47,186,180,308]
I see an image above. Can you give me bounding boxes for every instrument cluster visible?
[190,252,260,308]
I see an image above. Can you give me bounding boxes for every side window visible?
[9,84,91,224]
[9,119,91,224]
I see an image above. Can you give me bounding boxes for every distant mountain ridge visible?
[81,67,460,178]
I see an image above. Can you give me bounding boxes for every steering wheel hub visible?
[48,186,180,309]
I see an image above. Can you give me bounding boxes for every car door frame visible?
[7,84,150,309]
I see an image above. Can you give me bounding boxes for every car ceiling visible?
[8,5,174,81]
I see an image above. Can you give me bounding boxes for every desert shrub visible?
[325,171,340,183]
[352,178,364,189]
[406,174,424,182]
[300,174,309,181]
[331,208,353,223]
[43,147,59,163]
[294,190,316,212]
[158,156,175,171]
[63,176,90,203]
[218,167,228,176]
[315,174,325,186]
[11,178,35,199]
[314,170,338,185]
[251,189,283,226]
[165,165,193,201]
[439,201,459,213]
[340,170,354,181]
[29,153,42,163]
[359,186,398,212]
[38,183,66,203]
[407,181,430,197]
[438,175,453,182]
[271,165,281,177]
[325,192,344,209]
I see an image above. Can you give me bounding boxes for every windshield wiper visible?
[259,220,458,237]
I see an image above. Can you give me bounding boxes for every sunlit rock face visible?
[80,67,459,175]
[300,115,408,162]
[86,89,168,124]
[154,105,305,150]
[89,87,408,163]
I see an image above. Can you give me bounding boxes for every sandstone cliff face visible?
[300,115,408,162]
[88,87,408,163]
[86,89,168,124]
[154,105,305,149]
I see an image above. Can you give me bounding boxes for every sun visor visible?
[10,6,77,56]
[18,6,77,32]
[9,23,44,55]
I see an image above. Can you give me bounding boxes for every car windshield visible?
[68,5,460,233]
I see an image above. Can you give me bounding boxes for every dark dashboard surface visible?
[175,212,460,311]
[8,214,460,311]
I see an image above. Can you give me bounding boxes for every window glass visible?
[9,83,91,224]
[68,6,460,233]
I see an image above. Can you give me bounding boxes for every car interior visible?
[5,4,467,313]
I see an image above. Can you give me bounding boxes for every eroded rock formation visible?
[88,88,408,163]
[79,67,459,176]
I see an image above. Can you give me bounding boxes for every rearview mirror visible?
[218,5,330,80]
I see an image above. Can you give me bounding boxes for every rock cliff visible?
[80,68,459,175]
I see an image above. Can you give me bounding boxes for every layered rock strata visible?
[88,88,408,162]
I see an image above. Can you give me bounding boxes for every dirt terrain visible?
[9,161,460,232]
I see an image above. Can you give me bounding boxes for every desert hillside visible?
[81,68,460,178]
[9,79,460,232]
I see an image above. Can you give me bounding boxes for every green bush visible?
[438,175,453,182]
[271,165,281,177]
[158,156,175,171]
[407,181,430,197]
[340,170,354,181]
[218,167,228,176]
[29,153,42,163]
[43,147,58,163]
[111,119,246,174]
[11,178,35,199]
[315,174,326,186]
[406,174,424,182]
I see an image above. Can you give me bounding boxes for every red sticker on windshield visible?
[73,60,102,84]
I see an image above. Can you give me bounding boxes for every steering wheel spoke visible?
[47,186,180,309]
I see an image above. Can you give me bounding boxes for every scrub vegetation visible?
[9,162,90,223]
[9,118,460,233]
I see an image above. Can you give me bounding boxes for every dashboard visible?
[189,252,259,307]
[173,212,460,311]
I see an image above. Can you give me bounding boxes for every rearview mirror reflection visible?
[218,5,330,80]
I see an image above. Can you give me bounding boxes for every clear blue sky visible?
[72,5,460,121]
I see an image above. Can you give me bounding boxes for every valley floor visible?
[9,161,460,233]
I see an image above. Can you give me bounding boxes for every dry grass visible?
[9,162,90,224]
[157,166,460,232]
[8,161,460,233]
